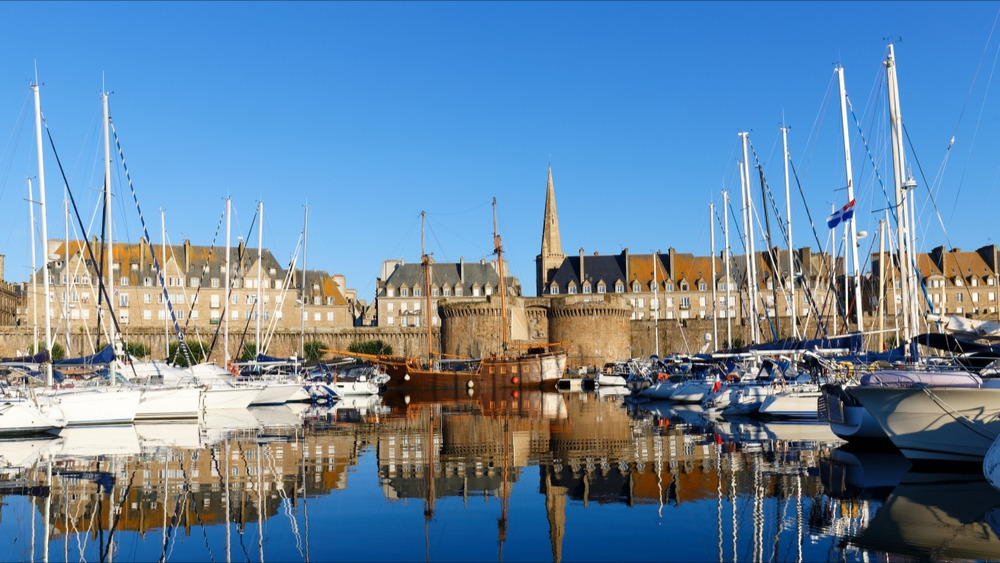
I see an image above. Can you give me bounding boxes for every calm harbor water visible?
[1,389,998,563]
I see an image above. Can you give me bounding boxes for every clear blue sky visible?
[2,1,999,303]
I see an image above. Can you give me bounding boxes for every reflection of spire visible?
[544,471,566,563]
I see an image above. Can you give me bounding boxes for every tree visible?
[240,342,258,362]
[125,341,151,359]
[37,341,66,361]
[348,339,393,356]
[168,339,208,367]
[304,340,325,362]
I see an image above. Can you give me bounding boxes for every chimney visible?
[579,247,585,285]
[622,248,629,283]
[668,247,676,281]
[460,256,465,285]
[184,239,192,272]
[238,239,246,273]
[140,237,148,272]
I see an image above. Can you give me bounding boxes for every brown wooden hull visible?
[373,350,568,391]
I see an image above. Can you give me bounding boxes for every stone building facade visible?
[375,256,521,329]
[17,237,362,346]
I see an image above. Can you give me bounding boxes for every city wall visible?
[0,311,849,367]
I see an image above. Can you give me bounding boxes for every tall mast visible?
[652,249,659,357]
[878,217,886,352]
[421,211,433,364]
[161,209,168,359]
[32,83,53,385]
[64,197,71,356]
[224,197,231,365]
[300,205,308,359]
[886,43,913,344]
[781,125,797,339]
[493,198,508,351]
[710,202,718,349]
[27,178,38,355]
[739,132,759,344]
[256,200,263,357]
[830,203,838,335]
[103,91,114,336]
[837,66,864,332]
[723,189,732,349]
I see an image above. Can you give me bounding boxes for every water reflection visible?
[1,391,1000,561]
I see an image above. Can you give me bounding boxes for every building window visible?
[120,294,129,307]
[120,276,129,286]
[443,288,451,296]
[568,285,577,294]
[431,288,439,297]
[698,282,707,291]
[550,286,558,295]
[400,288,408,297]
[632,282,640,292]
[598,284,606,294]
[455,288,463,296]
[583,284,591,294]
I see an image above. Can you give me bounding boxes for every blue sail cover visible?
[727,334,863,354]
[0,350,50,363]
[53,344,115,366]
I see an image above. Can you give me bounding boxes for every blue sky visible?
[2,1,999,303]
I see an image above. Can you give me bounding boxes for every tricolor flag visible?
[826,199,856,229]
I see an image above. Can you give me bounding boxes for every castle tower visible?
[535,165,566,296]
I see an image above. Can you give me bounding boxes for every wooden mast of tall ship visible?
[493,198,509,354]
[422,210,435,369]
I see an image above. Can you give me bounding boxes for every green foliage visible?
[348,339,393,356]
[168,339,208,367]
[730,338,745,350]
[37,341,65,361]
[125,341,151,359]
[240,342,259,362]
[304,340,325,362]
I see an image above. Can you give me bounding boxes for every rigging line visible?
[789,157,839,337]
[42,118,128,357]
[110,122,193,367]
[0,92,32,209]
[205,203,259,364]
[950,9,1000,216]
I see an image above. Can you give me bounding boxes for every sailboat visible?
[330,200,569,391]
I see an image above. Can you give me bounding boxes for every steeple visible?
[536,165,566,296]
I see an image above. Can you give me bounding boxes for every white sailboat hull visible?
[202,386,259,410]
[40,387,141,426]
[851,386,1000,461]
[0,399,65,434]
[135,386,203,420]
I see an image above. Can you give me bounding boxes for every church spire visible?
[541,165,562,257]
[536,165,566,296]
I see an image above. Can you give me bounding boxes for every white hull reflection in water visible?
[5,390,1000,562]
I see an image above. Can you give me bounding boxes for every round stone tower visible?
[439,296,505,359]
[547,294,632,369]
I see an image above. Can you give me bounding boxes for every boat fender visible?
[726,373,740,382]
[657,372,667,382]
[467,379,475,388]
[404,374,411,381]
